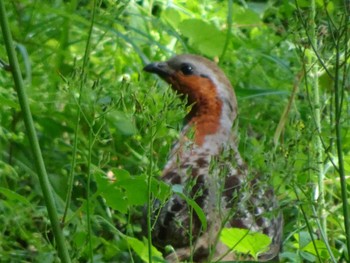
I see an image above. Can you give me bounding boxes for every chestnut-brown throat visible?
[169,72,224,146]
[144,54,237,150]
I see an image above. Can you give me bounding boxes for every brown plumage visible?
[143,54,283,262]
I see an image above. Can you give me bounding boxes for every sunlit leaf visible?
[326,1,334,14]
[164,8,181,28]
[302,240,340,260]
[232,4,261,25]
[126,236,164,263]
[179,19,225,57]
[220,228,271,260]
[117,175,148,206]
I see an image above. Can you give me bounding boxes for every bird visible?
[143,54,283,262]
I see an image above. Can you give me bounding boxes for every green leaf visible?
[295,0,311,8]
[126,236,164,263]
[179,19,225,57]
[107,111,137,135]
[150,178,171,203]
[220,228,271,260]
[302,240,340,260]
[95,169,170,211]
[343,155,350,173]
[112,168,131,181]
[232,4,261,25]
[293,231,317,249]
[94,172,112,192]
[73,231,87,248]
[0,95,19,109]
[164,8,181,28]
[0,187,31,206]
[172,185,207,231]
[102,187,128,213]
[117,175,148,206]
[326,1,334,14]
[94,170,129,213]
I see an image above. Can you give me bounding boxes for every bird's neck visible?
[183,97,235,152]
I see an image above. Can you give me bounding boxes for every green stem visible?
[334,12,350,256]
[87,129,93,262]
[219,0,233,62]
[62,0,97,224]
[0,1,71,262]
[294,187,322,262]
[309,0,327,239]
[147,125,155,263]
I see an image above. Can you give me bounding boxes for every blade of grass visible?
[0,1,71,262]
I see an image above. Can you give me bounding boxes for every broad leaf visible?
[126,236,164,263]
[179,19,225,57]
[220,228,271,260]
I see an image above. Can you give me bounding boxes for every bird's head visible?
[144,54,237,146]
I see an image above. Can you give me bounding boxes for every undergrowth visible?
[0,0,349,262]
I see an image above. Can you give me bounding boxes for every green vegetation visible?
[0,0,349,262]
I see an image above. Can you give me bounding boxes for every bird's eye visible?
[180,63,194,75]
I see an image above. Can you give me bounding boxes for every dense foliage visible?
[0,0,349,262]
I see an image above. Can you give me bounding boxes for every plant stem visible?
[219,0,233,62]
[62,0,97,224]
[309,0,327,238]
[0,1,71,262]
[87,130,94,262]
[147,124,155,263]
[334,5,350,255]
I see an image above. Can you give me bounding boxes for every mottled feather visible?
[144,54,282,262]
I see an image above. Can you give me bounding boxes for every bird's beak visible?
[143,62,172,78]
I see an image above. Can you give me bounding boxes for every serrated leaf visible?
[220,228,271,260]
